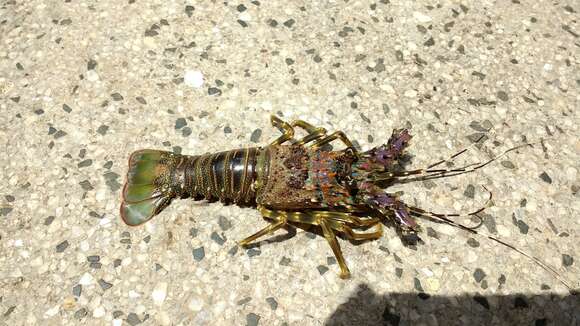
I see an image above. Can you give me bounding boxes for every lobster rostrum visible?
[121,115,574,290]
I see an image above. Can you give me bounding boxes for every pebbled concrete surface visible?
[1,1,578,325]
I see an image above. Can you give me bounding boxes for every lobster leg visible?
[328,220,383,241]
[310,131,356,152]
[239,206,288,246]
[283,210,370,279]
[270,115,328,146]
[270,115,295,145]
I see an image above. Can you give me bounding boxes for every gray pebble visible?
[96,125,109,135]
[224,126,232,134]
[426,227,439,239]
[283,19,295,27]
[126,313,141,326]
[266,297,278,310]
[247,248,261,257]
[467,238,480,247]
[250,129,262,143]
[246,313,261,326]
[218,216,232,231]
[79,180,93,191]
[279,256,291,266]
[189,228,198,238]
[111,93,124,101]
[395,268,403,278]
[98,279,113,290]
[54,130,67,139]
[501,160,515,169]
[317,265,329,275]
[113,311,124,318]
[473,268,486,282]
[424,37,435,46]
[87,59,97,70]
[497,91,509,101]
[44,216,55,225]
[73,284,82,297]
[74,308,88,319]
[185,5,195,17]
[192,247,205,261]
[104,172,122,191]
[182,127,192,137]
[327,256,337,265]
[87,255,100,263]
[228,245,238,256]
[175,118,187,129]
[210,232,226,245]
[135,96,147,105]
[464,184,475,198]
[56,240,69,253]
[208,87,222,95]
[414,278,424,292]
[482,214,497,233]
[237,297,252,305]
[562,254,573,267]
[78,159,92,168]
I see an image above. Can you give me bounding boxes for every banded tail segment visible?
[120,149,191,226]
[121,147,261,226]
[190,147,260,203]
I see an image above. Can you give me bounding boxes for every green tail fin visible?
[120,149,178,226]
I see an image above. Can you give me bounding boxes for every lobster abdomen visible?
[120,147,262,226]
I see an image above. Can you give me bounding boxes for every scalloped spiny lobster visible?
[120,115,573,291]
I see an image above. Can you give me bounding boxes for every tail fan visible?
[120,149,182,226]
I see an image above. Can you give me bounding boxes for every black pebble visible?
[283,19,295,28]
[208,87,222,95]
[539,172,552,184]
[56,240,69,253]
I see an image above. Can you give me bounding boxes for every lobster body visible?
[121,145,358,226]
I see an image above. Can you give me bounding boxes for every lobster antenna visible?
[409,207,576,293]
[373,142,535,182]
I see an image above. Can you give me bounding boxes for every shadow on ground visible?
[324,284,578,326]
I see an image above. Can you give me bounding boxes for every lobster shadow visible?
[325,283,579,326]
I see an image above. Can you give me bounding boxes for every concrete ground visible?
[1,1,578,325]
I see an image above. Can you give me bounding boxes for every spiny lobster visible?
[121,115,574,291]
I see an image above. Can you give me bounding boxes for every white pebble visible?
[404,89,417,98]
[86,70,99,82]
[152,282,168,306]
[184,70,204,88]
[413,12,432,23]
[79,272,94,285]
[239,12,251,21]
[93,306,105,318]
[188,297,203,311]
[44,305,60,318]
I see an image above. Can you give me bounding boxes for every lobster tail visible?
[120,149,186,226]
